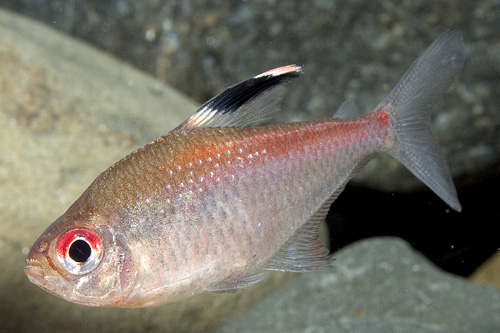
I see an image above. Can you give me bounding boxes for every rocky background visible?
[0,1,499,332]
[2,1,499,186]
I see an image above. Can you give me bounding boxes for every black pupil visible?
[69,240,92,263]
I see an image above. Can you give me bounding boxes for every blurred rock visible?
[217,238,500,333]
[1,1,499,192]
[470,251,500,289]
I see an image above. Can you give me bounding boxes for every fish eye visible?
[69,239,92,262]
[56,229,103,275]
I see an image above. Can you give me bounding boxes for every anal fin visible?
[263,197,337,272]
[264,155,376,272]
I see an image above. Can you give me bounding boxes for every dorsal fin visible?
[175,65,302,130]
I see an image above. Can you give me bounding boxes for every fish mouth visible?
[25,255,61,287]
[25,258,42,268]
[24,257,74,300]
[24,258,46,284]
[24,258,42,273]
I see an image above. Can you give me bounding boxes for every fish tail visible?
[381,30,464,211]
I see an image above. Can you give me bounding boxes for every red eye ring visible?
[56,228,103,275]
[57,229,102,258]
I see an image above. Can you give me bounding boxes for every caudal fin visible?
[381,30,465,211]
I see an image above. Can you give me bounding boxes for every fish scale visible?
[103,120,378,298]
[25,31,464,306]
[142,118,385,263]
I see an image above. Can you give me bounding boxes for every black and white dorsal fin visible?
[175,65,302,130]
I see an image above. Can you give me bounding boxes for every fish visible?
[25,30,464,307]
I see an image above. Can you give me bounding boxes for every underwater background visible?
[0,1,499,332]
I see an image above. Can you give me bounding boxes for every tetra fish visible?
[25,31,464,307]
